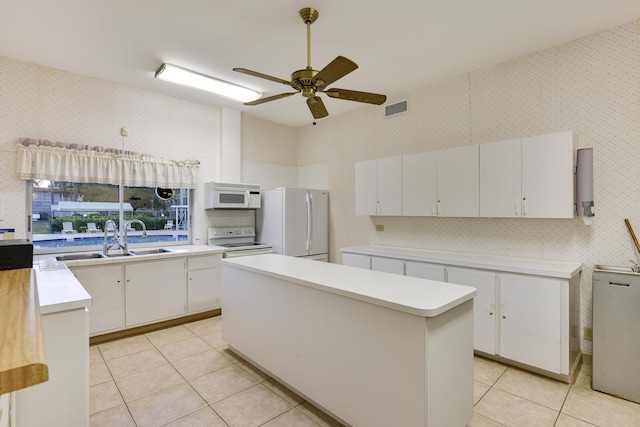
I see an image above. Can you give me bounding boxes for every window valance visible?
[16,138,200,189]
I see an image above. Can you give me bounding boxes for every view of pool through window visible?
[32,180,190,252]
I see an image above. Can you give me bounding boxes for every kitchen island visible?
[221,254,477,427]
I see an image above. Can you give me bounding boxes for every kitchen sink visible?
[130,248,172,255]
[594,264,638,274]
[56,252,105,261]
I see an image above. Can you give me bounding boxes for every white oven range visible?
[208,227,273,258]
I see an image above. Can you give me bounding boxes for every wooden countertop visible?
[0,268,49,394]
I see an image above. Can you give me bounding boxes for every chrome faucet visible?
[122,219,147,254]
[629,259,640,273]
[103,219,122,255]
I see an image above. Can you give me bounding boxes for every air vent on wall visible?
[384,100,408,118]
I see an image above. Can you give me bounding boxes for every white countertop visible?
[341,245,582,279]
[222,254,476,317]
[33,244,223,314]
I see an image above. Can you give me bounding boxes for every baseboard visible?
[89,309,221,345]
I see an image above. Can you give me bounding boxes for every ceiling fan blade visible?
[313,56,358,88]
[244,92,298,106]
[307,96,328,119]
[324,88,387,105]
[233,68,295,88]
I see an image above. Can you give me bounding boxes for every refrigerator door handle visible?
[306,193,313,251]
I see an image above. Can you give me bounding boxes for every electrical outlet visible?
[584,327,593,341]
[375,224,384,232]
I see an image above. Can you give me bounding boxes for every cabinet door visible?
[403,152,438,216]
[73,265,124,335]
[521,131,575,218]
[371,256,404,275]
[447,267,497,355]
[355,159,378,215]
[404,261,445,281]
[187,255,221,313]
[125,258,186,327]
[437,145,479,217]
[342,252,371,270]
[188,268,219,312]
[479,139,522,217]
[377,156,403,216]
[499,273,562,373]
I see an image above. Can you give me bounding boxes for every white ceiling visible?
[3,0,640,127]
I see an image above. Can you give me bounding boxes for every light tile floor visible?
[90,315,640,427]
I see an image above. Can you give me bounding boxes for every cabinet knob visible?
[502,315,506,319]
[489,312,493,315]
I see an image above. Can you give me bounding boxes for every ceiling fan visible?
[233,7,387,120]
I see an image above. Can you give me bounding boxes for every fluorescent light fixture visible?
[154,63,260,103]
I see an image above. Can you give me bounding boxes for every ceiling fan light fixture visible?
[155,63,261,103]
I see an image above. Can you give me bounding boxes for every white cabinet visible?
[437,145,479,217]
[187,254,222,313]
[342,252,371,270]
[499,273,563,373]
[402,151,437,216]
[402,146,479,217]
[371,256,404,275]
[340,246,580,380]
[447,267,497,355]
[480,131,575,218]
[16,306,89,427]
[479,138,522,217]
[355,156,402,216]
[404,261,445,281]
[521,131,575,218]
[125,258,186,327]
[72,264,124,335]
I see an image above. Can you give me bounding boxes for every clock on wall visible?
[155,187,174,201]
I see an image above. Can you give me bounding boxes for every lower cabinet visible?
[125,258,186,327]
[498,273,563,374]
[447,267,497,355]
[16,306,89,426]
[187,254,222,313]
[72,264,124,335]
[71,253,222,336]
[341,248,579,379]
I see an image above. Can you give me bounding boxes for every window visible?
[31,180,190,253]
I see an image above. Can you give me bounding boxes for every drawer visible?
[188,255,219,271]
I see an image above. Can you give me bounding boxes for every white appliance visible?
[592,267,640,403]
[257,187,328,261]
[204,182,261,210]
[208,227,273,258]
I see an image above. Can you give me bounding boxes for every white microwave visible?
[204,181,261,209]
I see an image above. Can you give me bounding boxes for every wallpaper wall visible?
[0,56,223,242]
[294,20,640,353]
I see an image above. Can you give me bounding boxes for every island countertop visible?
[222,253,477,317]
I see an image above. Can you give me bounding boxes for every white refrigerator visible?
[257,187,329,261]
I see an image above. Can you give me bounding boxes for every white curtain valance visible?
[16,138,200,189]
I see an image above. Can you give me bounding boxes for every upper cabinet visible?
[437,145,479,217]
[402,146,479,217]
[480,131,575,218]
[359,130,575,219]
[521,131,575,218]
[355,156,402,216]
[402,151,437,216]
